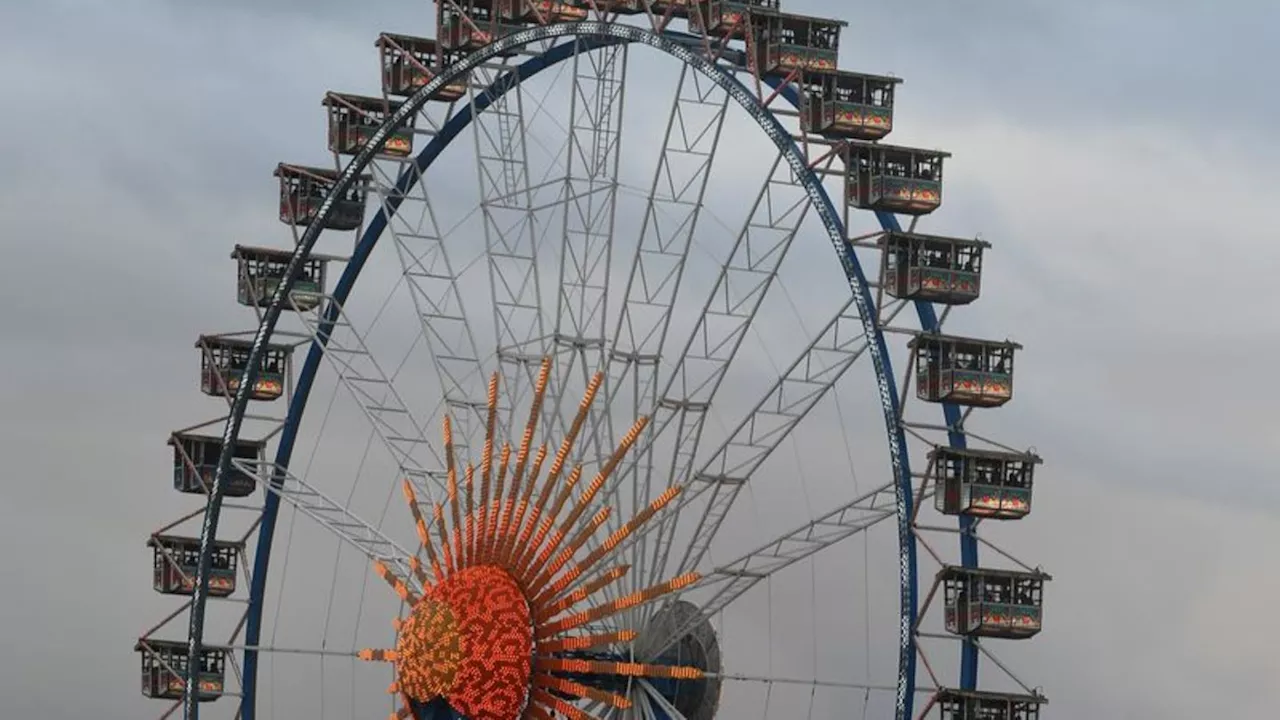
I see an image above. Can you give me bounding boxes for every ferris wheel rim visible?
[183,20,937,720]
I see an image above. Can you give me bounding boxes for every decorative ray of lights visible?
[358,357,701,720]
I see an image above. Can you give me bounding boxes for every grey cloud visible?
[2,1,1277,719]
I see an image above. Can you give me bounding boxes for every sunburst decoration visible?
[358,357,703,720]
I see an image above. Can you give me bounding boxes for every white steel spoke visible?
[709,672,904,693]
[293,293,446,499]
[235,458,419,594]
[228,645,358,659]
[605,65,730,551]
[638,680,692,720]
[548,43,628,471]
[582,303,880,605]
[369,157,489,464]
[640,479,913,659]
[470,61,548,436]
[640,152,813,585]
[553,44,625,346]
[667,297,874,578]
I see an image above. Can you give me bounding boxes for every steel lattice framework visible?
[133,13,1049,720]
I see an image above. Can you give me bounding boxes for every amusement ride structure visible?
[136,1,1050,719]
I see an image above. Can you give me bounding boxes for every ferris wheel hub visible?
[396,565,534,719]
[638,600,723,720]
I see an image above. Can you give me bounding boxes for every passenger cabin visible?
[800,70,899,141]
[649,0,692,18]
[845,142,949,215]
[149,535,242,597]
[377,33,469,102]
[438,0,525,55]
[323,93,415,158]
[935,689,1044,720]
[500,0,589,23]
[231,245,328,312]
[930,447,1041,520]
[136,639,227,701]
[757,12,844,75]
[911,333,1019,408]
[169,432,262,497]
[274,163,369,232]
[690,0,780,39]
[595,0,646,14]
[881,232,988,305]
[197,335,292,402]
[939,566,1049,639]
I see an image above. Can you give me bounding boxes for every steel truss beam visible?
[293,292,447,501]
[637,152,814,586]
[471,58,548,442]
[188,25,934,720]
[234,458,420,594]
[603,64,730,548]
[639,477,922,659]
[369,150,489,465]
[546,42,629,472]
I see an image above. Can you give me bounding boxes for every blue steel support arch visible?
[766,73,983,692]
[186,22,938,720]
[875,215,982,691]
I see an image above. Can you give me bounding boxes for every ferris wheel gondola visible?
[136,5,1051,720]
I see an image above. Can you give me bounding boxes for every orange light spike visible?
[527,506,611,598]
[534,673,632,709]
[419,520,444,583]
[498,442,545,567]
[510,357,552,492]
[518,463,584,574]
[478,373,499,564]
[462,463,475,567]
[386,681,400,695]
[513,371,602,561]
[407,556,429,588]
[444,416,462,570]
[433,503,455,574]
[535,565,630,623]
[481,442,511,564]
[516,465,583,579]
[525,415,648,583]
[401,479,444,584]
[592,415,650,488]
[373,561,420,606]
[511,461,570,571]
[492,496,514,568]
[557,373,604,475]
[477,461,490,565]
[530,689,603,720]
[536,629,637,653]
[537,571,700,639]
[499,443,545,566]
[504,504,545,589]
[451,525,465,575]
[534,657,704,681]
[524,702,556,720]
[494,496,518,569]
[523,471,605,585]
[356,648,399,662]
[541,486,682,605]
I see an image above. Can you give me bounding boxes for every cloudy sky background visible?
[2,0,1279,718]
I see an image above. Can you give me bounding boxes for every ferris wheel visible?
[136,3,1051,720]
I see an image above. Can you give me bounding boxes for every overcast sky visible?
[1,0,1278,718]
